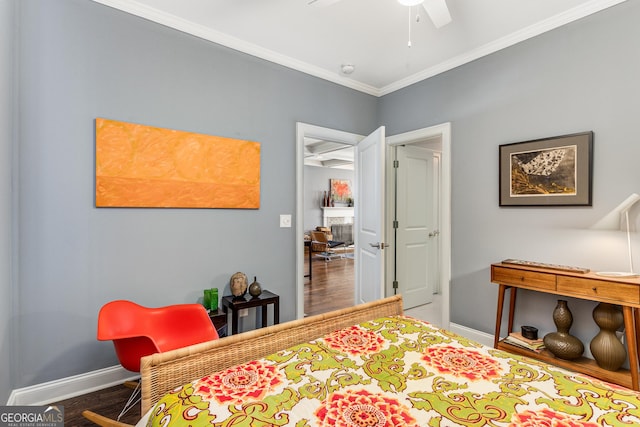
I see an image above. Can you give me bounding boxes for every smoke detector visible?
[341,64,355,75]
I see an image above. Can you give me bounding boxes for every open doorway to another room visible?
[296,124,365,319]
[303,138,356,317]
[296,122,451,331]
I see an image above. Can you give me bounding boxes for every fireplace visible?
[322,207,354,227]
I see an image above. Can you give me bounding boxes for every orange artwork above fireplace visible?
[95,118,260,208]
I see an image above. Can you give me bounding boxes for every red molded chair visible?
[82,300,219,427]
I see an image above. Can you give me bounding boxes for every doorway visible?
[296,123,364,319]
[303,138,356,317]
[296,122,451,329]
[386,123,451,329]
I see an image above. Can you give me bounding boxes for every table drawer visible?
[491,266,556,291]
[557,276,640,304]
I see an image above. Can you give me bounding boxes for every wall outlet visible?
[239,308,248,317]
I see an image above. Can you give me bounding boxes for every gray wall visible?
[12,0,376,389]
[380,0,640,348]
[1,0,15,405]
[303,165,354,231]
[7,0,640,396]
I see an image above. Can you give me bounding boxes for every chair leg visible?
[118,380,141,421]
[81,410,134,427]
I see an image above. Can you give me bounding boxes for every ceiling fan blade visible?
[421,0,452,29]
[308,0,343,6]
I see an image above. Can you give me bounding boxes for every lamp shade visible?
[591,193,640,277]
[590,193,640,230]
[398,0,424,5]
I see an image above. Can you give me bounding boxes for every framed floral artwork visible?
[330,179,352,205]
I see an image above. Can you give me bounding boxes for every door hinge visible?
[393,220,398,229]
[393,280,398,289]
[393,160,399,168]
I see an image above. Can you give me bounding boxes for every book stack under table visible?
[503,332,545,353]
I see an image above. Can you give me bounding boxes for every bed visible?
[136,295,640,426]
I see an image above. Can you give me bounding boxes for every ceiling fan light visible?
[398,0,424,6]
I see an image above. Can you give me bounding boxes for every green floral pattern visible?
[146,316,640,426]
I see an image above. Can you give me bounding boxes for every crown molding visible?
[379,0,628,95]
[92,0,626,98]
[91,0,380,96]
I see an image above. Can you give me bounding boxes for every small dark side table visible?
[221,290,280,335]
[208,308,228,338]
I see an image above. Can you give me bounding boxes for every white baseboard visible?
[7,325,492,406]
[7,366,139,406]
[449,322,494,348]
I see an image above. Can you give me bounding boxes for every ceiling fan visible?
[308,0,452,29]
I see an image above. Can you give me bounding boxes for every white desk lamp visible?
[590,193,640,277]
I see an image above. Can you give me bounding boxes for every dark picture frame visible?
[499,131,593,206]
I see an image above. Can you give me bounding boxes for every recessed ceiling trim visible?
[92,0,625,98]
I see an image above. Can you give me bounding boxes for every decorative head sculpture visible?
[230,272,248,297]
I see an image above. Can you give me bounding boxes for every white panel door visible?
[396,146,437,308]
[355,127,386,305]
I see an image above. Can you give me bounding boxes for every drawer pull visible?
[592,287,597,292]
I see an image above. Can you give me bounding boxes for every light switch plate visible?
[280,214,292,228]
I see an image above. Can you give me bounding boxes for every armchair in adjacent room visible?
[310,229,345,261]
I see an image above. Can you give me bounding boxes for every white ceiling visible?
[94,0,625,96]
[304,137,355,170]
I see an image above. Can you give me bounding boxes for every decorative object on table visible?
[498,131,593,206]
[501,258,589,273]
[504,332,545,353]
[330,179,352,205]
[230,272,248,299]
[322,191,329,207]
[543,300,584,360]
[203,288,218,311]
[521,325,538,340]
[590,302,627,371]
[590,193,640,277]
[95,118,260,209]
[249,276,262,297]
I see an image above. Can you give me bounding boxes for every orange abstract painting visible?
[95,118,260,208]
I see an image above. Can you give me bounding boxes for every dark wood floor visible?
[304,247,354,316]
[50,382,141,426]
[50,249,353,426]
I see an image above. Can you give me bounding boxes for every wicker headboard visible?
[139,295,403,414]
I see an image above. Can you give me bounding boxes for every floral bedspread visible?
[145,316,640,426]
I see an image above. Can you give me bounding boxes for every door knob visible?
[428,230,440,238]
[369,242,390,249]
